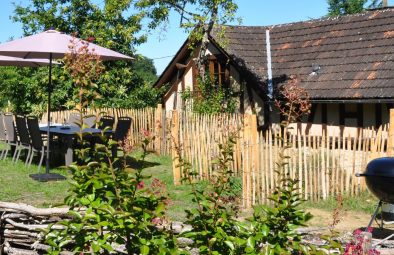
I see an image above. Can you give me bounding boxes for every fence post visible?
[155,104,163,154]
[171,110,181,186]
[388,108,394,156]
[250,115,259,205]
[242,114,258,208]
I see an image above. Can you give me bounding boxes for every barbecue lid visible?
[360,157,394,177]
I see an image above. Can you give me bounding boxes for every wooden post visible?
[154,104,163,154]
[242,114,251,208]
[171,110,181,186]
[250,114,259,205]
[387,108,394,156]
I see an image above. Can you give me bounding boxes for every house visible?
[154,8,394,136]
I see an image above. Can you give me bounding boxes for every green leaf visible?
[224,240,235,250]
[92,243,100,252]
[140,245,149,254]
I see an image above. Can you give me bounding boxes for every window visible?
[208,55,230,88]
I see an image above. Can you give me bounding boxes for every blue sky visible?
[0,1,390,74]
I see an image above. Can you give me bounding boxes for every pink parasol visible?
[0,55,54,67]
[0,30,132,60]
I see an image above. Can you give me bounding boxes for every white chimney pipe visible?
[266,29,273,100]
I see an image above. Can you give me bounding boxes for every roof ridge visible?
[268,7,394,29]
[216,8,394,31]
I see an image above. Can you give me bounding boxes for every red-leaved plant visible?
[344,228,380,255]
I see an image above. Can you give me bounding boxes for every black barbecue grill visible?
[358,157,394,204]
[357,157,394,229]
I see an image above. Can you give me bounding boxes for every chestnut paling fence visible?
[46,106,391,208]
[171,111,388,208]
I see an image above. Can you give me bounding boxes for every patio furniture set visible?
[0,113,132,171]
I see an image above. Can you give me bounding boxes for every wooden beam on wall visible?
[357,104,363,127]
[321,103,327,124]
[306,103,318,135]
[375,103,382,127]
[339,104,345,126]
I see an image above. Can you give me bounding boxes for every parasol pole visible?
[45,53,52,173]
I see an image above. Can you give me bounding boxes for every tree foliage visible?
[0,0,160,114]
[135,0,239,78]
[2,0,241,114]
[327,0,383,16]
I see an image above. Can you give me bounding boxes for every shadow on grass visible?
[125,156,161,169]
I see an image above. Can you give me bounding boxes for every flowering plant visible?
[344,228,380,255]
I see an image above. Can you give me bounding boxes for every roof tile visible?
[212,8,394,100]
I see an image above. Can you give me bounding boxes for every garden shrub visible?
[177,132,244,254]
[45,38,179,255]
[45,129,180,254]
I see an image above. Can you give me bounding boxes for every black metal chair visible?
[98,115,115,131]
[3,114,18,161]
[27,116,47,171]
[0,113,7,159]
[68,112,96,128]
[111,116,132,157]
[84,115,96,128]
[67,112,80,127]
[114,117,132,141]
[15,115,32,164]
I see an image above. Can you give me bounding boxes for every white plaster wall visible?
[164,81,183,112]
[165,91,175,112]
[176,80,183,110]
[184,68,194,90]
[287,104,390,137]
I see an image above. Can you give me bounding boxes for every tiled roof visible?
[212,8,394,100]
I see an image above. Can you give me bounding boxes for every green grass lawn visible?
[0,152,196,220]
[0,151,377,222]
[0,159,69,207]
[302,190,378,214]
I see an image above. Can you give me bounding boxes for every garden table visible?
[39,125,111,166]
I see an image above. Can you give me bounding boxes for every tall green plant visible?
[234,78,312,254]
[45,37,178,255]
[175,131,244,254]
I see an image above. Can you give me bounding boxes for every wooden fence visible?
[170,111,244,185]
[46,106,393,208]
[42,106,167,153]
[241,126,388,208]
[170,110,390,208]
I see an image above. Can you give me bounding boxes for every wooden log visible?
[0,202,68,216]
[4,218,65,231]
